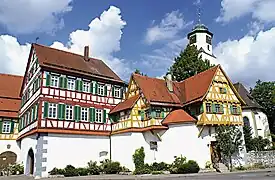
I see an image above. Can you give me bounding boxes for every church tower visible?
[187,4,216,63]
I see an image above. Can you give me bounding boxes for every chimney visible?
[84,46,89,61]
[166,73,173,92]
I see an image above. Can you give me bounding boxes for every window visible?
[67,79,75,90]
[243,116,250,127]
[145,109,151,119]
[215,104,221,113]
[114,87,121,98]
[156,109,161,118]
[83,82,90,92]
[150,141,158,151]
[2,121,11,133]
[51,75,59,87]
[98,84,104,96]
[207,45,210,51]
[206,35,212,45]
[95,109,103,123]
[232,106,238,114]
[81,107,88,121]
[49,103,57,118]
[219,87,227,94]
[190,35,196,44]
[206,103,212,113]
[66,105,73,120]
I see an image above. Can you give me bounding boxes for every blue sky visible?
[0,0,274,88]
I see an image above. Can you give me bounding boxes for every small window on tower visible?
[190,35,196,44]
[207,45,210,51]
[206,35,212,45]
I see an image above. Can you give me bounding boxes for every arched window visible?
[243,116,250,127]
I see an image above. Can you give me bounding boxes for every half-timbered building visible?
[0,73,23,170]
[17,44,126,177]
[109,65,247,171]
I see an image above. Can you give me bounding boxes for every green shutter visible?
[77,106,81,121]
[0,121,2,133]
[212,103,216,113]
[112,86,114,97]
[44,102,49,118]
[58,104,62,119]
[141,110,145,120]
[36,104,39,120]
[95,82,98,94]
[76,80,79,91]
[104,85,107,96]
[74,106,78,121]
[200,104,204,113]
[103,109,107,123]
[237,106,241,114]
[151,110,156,118]
[90,82,94,93]
[10,121,14,133]
[230,105,233,114]
[120,88,123,98]
[61,104,65,120]
[59,76,64,88]
[63,77,68,89]
[92,108,95,122]
[161,111,165,118]
[46,74,51,86]
[220,104,224,113]
[79,80,83,92]
[32,107,35,121]
[89,108,94,122]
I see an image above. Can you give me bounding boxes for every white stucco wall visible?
[111,123,214,171]
[44,134,110,176]
[242,109,271,140]
[19,134,38,175]
[0,140,21,163]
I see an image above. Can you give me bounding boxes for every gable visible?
[126,76,140,99]
[204,67,245,104]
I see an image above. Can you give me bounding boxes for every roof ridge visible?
[33,43,104,62]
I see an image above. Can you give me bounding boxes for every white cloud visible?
[0,0,73,34]
[214,27,275,88]
[145,10,192,45]
[0,6,132,80]
[216,0,275,23]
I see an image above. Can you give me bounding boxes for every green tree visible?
[134,69,147,76]
[215,125,243,171]
[169,44,214,82]
[250,80,275,135]
[243,125,254,152]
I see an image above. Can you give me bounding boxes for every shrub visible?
[100,159,122,174]
[63,165,78,177]
[87,160,100,175]
[150,162,169,171]
[77,167,89,176]
[133,146,145,170]
[151,171,164,175]
[133,167,151,175]
[205,161,212,169]
[9,163,24,175]
[169,155,200,174]
[49,167,65,175]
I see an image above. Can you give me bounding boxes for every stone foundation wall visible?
[246,150,275,166]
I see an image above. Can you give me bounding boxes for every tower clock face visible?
[206,35,212,45]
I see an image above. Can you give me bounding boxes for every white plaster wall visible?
[44,134,110,175]
[0,140,21,163]
[19,134,38,174]
[193,33,212,55]
[159,123,211,168]
[111,124,213,171]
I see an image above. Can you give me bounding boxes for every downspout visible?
[109,121,112,161]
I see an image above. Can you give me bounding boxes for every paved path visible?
[1,168,275,180]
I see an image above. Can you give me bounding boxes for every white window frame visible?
[95,109,103,123]
[81,107,88,122]
[2,121,11,134]
[98,84,104,96]
[114,87,120,98]
[67,79,75,90]
[51,75,59,88]
[49,103,57,119]
[83,81,90,93]
[66,105,73,120]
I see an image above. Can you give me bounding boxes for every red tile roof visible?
[162,109,196,125]
[0,73,23,118]
[33,43,124,83]
[110,95,140,114]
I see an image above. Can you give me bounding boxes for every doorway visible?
[210,141,221,165]
[27,149,34,175]
[0,151,17,171]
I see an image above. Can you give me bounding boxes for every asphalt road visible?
[1,169,275,180]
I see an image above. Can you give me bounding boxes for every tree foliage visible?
[243,125,254,152]
[134,69,147,76]
[169,44,214,82]
[215,125,243,171]
[250,80,275,134]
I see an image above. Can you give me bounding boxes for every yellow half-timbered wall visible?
[0,118,19,140]
[112,78,170,132]
[197,67,243,126]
